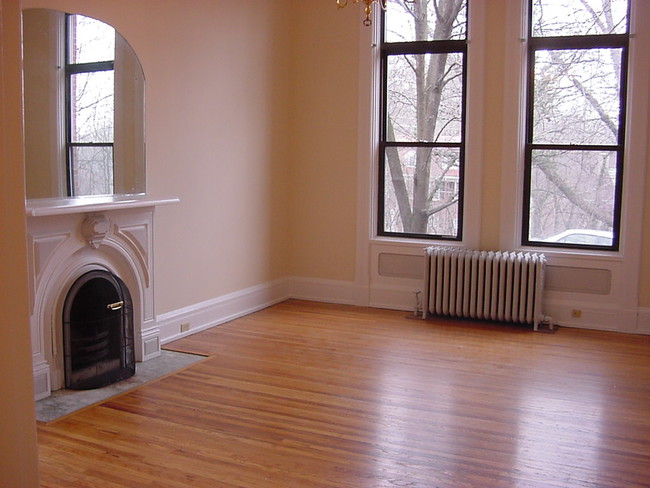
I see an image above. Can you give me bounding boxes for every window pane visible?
[70,71,115,143]
[531,0,628,37]
[527,149,615,245]
[71,146,114,196]
[384,146,460,236]
[69,15,115,64]
[386,53,463,143]
[385,0,467,42]
[533,48,621,146]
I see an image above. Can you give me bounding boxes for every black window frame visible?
[64,13,115,197]
[377,4,468,241]
[522,1,630,251]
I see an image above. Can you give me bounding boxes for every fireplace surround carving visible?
[26,196,177,400]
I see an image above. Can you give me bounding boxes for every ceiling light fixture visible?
[336,0,386,27]
[337,0,415,27]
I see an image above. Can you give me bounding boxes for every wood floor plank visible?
[38,300,650,487]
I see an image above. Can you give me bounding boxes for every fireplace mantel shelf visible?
[26,195,180,217]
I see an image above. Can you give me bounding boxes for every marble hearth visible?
[26,196,178,400]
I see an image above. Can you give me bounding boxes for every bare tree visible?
[383,0,465,235]
[384,0,625,243]
[528,0,625,240]
[68,15,115,196]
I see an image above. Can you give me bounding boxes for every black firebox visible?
[62,270,135,390]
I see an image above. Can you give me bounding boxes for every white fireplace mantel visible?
[26,195,179,217]
[26,195,178,400]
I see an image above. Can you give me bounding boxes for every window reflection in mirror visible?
[22,9,145,199]
[67,15,116,195]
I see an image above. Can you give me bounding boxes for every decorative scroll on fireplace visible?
[62,270,135,389]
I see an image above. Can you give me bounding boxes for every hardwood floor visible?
[38,300,650,487]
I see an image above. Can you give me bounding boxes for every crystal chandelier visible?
[336,0,386,27]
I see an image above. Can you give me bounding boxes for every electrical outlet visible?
[571,309,582,318]
[180,322,190,332]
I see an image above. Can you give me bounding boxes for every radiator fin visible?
[425,247,546,330]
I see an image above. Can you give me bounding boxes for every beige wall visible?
[478,2,507,251]
[18,0,650,307]
[0,0,40,485]
[286,0,360,282]
[641,131,650,307]
[22,0,294,314]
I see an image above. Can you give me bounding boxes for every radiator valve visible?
[414,290,422,317]
[541,315,554,330]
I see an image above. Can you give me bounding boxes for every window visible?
[65,14,116,196]
[378,0,468,239]
[523,0,629,250]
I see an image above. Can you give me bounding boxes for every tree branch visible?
[535,157,613,227]
[385,117,412,229]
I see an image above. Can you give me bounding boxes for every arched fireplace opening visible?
[63,270,135,390]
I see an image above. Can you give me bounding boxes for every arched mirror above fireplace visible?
[22,8,145,199]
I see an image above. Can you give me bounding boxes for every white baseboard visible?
[157,278,290,345]
[542,298,647,334]
[156,277,649,345]
[637,307,650,333]
[156,277,416,346]
[364,283,649,334]
[288,276,359,306]
[288,276,418,311]
[369,285,419,312]
[32,361,51,401]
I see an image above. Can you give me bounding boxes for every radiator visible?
[423,247,546,330]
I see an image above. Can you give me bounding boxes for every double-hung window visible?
[378,0,468,240]
[65,14,116,196]
[523,0,629,250]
